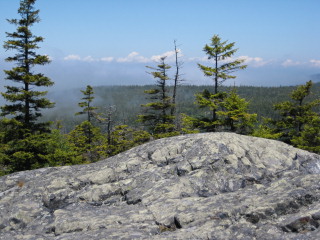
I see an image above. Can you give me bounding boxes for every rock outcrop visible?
[1,132,320,240]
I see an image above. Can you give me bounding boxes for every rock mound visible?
[0,132,320,239]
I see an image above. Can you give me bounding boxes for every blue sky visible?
[1,0,320,89]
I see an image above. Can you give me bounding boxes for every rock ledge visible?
[0,132,320,239]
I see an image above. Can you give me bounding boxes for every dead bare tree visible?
[95,105,116,145]
[171,40,184,117]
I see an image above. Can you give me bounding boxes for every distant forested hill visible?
[44,82,320,132]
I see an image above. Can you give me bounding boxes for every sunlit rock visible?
[0,133,319,239]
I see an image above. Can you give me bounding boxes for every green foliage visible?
[67,121,107,163]
[139,57,176,136]
[72,85,104,162]
[198,34,247,94]
[291,116,320,153]
[153,123,180,139]
[76,85,98,122]
[108,125,151,155]
[272,81,320,143]
[216,90,257,134]
[194,89,257,133]
[39,129,82,166]
[179,114,200,134]
[194,90,226,131]
[197,35,247,126]
[0,119,152,176]
[1,0,54,133]
[41,84,320,132]
[195,89,226,110]
[0,119,83,174]
[1,11,319,177]
[252,118,283,140]
[253,81,320,154]
[108,125,135,155]
[0,0,56,174]
[1,132,57,172]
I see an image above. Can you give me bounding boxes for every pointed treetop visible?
[198,34,247,94]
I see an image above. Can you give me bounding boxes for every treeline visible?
[2,79,319,175]
[1,0,319,176]
[43,82,320,132]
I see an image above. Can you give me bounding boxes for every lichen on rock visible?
[0,132,319,239]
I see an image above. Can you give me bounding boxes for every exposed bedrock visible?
[0,133,320,239]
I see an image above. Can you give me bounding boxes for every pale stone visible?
[0,132,319,239]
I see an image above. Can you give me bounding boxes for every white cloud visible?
[115,50,183,63]
[117,52,149,63]
[189,55,269,67]
[281,59,301,67]
[82,56,95,62]
[63,54,95,62]
[64,54,82,61]
[64,54,114,62]
[310,59,320,67]
[150,50,179,62]
[281,59,320,68]
[100,57,114,62]
[187,56,209,62]
[63,51,184,64]
[238,56,269,67]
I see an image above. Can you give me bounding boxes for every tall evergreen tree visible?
[194,90,227,132]
[1,0,54,135]
[0,0,55,173]
[291,116,320,154]
[272,80,320,143]
[76,85,98,123]
[74,85,99,153]
[139,57,178,138]
[252,81,320,153]
[195,35,247,131]
[198,34,247,94]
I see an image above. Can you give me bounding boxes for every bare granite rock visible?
[0,132,320,239]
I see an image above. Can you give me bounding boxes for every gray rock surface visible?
[0,132,320,240]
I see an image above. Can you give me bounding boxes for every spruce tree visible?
[139,57,178,138]
[272,80,320,144]
[198,34,247,94]
[76,85,98,123]
[291,116,320,154]
[195,35,247,131]
[194,89,256,133]
[1,0,54,135]
[67,121,107,163]
[74,85,100,160]
[108,125,150,156]
[216,89,257,134]
[0,0,55,173]
[194,90,227,132]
